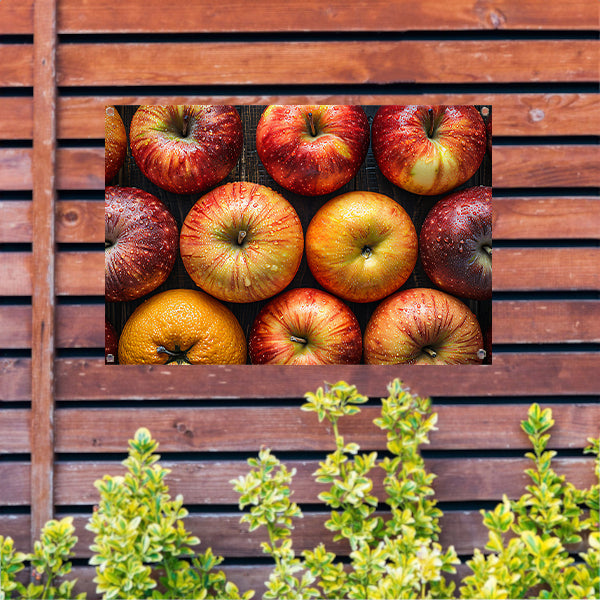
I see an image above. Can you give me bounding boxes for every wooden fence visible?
[1,0,598,596]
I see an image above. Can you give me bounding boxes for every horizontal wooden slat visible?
[0,149,32,190]
[52,404,600,453]
[0,410,30,453]
[57,0,600,33]
[0,45,33,86]
[56,41,598,87]
[493,197,600,239]
[2,94,597,141]
[0,252,103,296]
[493,145,599,188]
[3,455,593,506]
[0,200,103,243]
[4,0,597,34]
[492,300,600,343]
[2,354,597,402]
[494,247,599,291]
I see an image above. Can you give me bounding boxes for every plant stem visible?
[427,108,435,138]
[308,112,317,137]
[422,347,437,358]
[483,244,492,256]
[290,335,307,345]
[237,230,247,245]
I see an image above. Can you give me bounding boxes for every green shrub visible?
[233,379,599,599]
[1,380,598,599]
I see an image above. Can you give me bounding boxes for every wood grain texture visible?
[492,300,600,343]
[56,41,598,87]
[51,404,600,453]
[3,353,599,402]
[493,197,600,239]
[0,410,30,453]
[0,45,33,86]
[47,456,595,505]
[4,0,598,34]
[493,145,600,188]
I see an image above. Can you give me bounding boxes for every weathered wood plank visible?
[0,200,104,244]
[493,145,599,188]
[492,300,600,343]
[52,404,600,453]
[5,0,598,34]
[48,456,596,506]
[56,41,598,87]
[55,0,599,33]
[493,197,600,239]
[494,247,599,291]
[0,410,30,453]
[0,45,33,86]
[3,354,598,402]
[52,353,600,400]
[0,149,32,191]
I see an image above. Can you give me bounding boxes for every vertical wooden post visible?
[31,0,58,546]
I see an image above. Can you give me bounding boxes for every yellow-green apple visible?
[105,186,178,302]
[105,106,127,183]
[249,287,362,365]
[364,287,484,365]
[305,191,418,303]
[256,105,370,196]
[129,105,243,194]
[371,105,486,196]
[419,186,492,300]
[105,318,118,364]
[180,181,304,303]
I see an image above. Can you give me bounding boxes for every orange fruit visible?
[105,106,127,183]
[118,288,247,365]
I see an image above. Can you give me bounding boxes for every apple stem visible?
[427,108,435,138]
[483,244,492,256]
[237,230,247,245]
[423,346,437,358]
[290,335,308,345]
[308,112,317,137]
[361,246,372,259]
[182,114,189,137]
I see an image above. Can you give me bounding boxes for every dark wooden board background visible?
[0,0,598,596]
[106,104,492,356]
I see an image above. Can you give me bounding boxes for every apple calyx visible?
[361,246,373,259]
[422,346,438,358]
[157,344,192,365]
[290,335,308,345]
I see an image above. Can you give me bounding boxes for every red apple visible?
[105,318,118,364]
[129,105,243,194]
[419,186,492,300]
[371,105,486,196]
[105,186,178,302]
[249,287,362,365]
[364,287,484,365]
[105,106,127,183]
[180,181,304,303]
[256,105,370,196]
[305,191,418,303]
